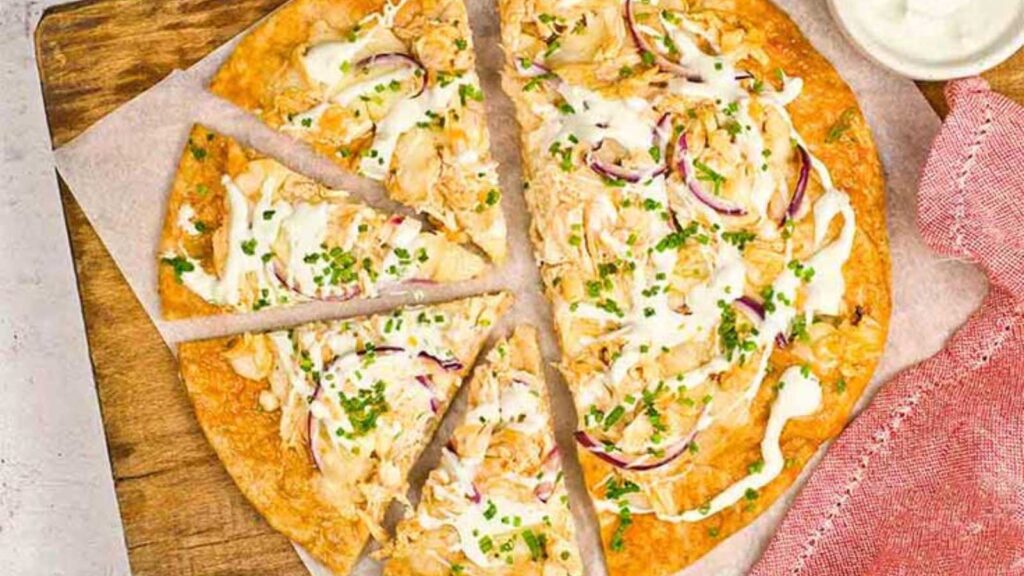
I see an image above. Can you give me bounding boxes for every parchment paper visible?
[53,0,989,574]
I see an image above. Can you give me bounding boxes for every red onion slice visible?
[784,145,812,222]
[514,58,553,78]
[575,405,707,471]
[586,149,645,184]
[357,345,405,357]
[468,483,482,504]
[418,350,464,372]
[653,113,671,150]
[355,52,427,98]
[674,132,748,216]
[534,481,555,503]
[734,296,766,323]
[533,447,562,503]
[401,278,438,287]
[415,374,441,414]
[307,384,325,472]
[624,0,700,81]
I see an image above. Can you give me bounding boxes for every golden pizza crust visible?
[209,0,509,263]
[180,337,370,573]
[158,124,239,320]
[179,292,514,575]
[495,0,892,574]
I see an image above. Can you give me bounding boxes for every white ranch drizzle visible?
[658,15,745,103]
[176,204,203,236]
[286,67,418,133]
[289,0,486,183]
[676,365,821,520]
[163,175,286,306]
[805,189,856,316]
[552,83,656,151]
[358,75,468,180]
[288,0,440,153]
[299,0,410,89]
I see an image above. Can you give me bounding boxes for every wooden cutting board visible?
[33,1,1024,574]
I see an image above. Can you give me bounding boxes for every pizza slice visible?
[209,0,508,263]
[383,325,583,576]
[178,292,513,575]
[495,1,890,575]
[158,124,487,319]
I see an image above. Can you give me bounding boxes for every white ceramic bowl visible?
[828,0,1024,81]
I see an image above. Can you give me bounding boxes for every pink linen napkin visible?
[752,78,1024,575]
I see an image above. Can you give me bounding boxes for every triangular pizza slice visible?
[209,0,508,263]
[178,292,513,575]
[158,124,487,319]
[383,325,583,576]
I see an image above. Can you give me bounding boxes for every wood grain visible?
[37,1,306,574]
[31,0,1024,573]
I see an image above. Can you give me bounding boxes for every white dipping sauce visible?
[835,0,1024,72]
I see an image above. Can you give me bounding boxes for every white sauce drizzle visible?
[299,0,410,88]
[358,76,467,180]
[660,16,744,103]
[552,83,655,151]
[176,204,202,236]
[805,189,856,316]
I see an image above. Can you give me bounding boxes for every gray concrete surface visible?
[0,2,132,575]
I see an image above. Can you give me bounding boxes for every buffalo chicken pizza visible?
[497,0,890,573]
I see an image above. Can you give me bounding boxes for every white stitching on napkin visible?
[951,103,994,255]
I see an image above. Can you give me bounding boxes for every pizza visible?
[495,0,890,573]
[158,124,487,319]
[209,0,508,263]
[383,326,583,576]
[177,292,513,574]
